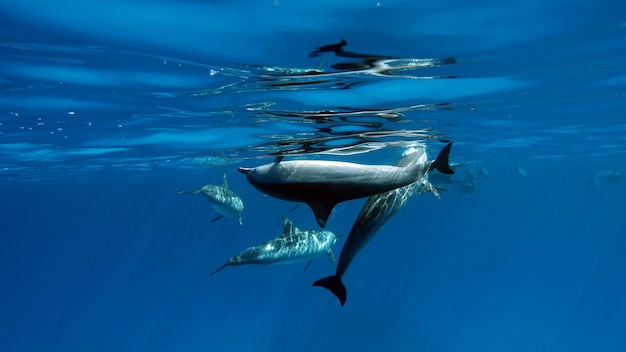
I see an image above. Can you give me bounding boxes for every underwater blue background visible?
[1,0,626,351]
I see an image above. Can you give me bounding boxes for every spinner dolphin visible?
[212,216,338,274]
[178,173,244,224]
[314,143,453,305]
[238,152,451,228]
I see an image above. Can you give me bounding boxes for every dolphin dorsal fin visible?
[273,155,284,164]
[281,216,297,235]
[222,173,229,189]
[306,201,336,228]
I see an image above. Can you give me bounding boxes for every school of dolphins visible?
[180,40,458,306]
[180,143,454,306]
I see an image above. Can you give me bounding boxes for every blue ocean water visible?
[1,0,626,351]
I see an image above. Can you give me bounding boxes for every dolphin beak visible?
[238,167,252,175]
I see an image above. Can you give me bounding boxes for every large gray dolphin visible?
[178,173,245,224]
[211,216,338,274]
[313,143,453,305]
[237,147,453,228]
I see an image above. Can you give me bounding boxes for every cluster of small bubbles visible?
[117,120,125,140]
[67,111,75,115]
[88,121,93,126]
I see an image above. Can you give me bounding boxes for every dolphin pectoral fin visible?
[237,167,252,175]
[210,214,224,223]
[430,142,454,175]
[307,201,336,228]
[327,248,336,264]
[304,259,313,272]
[281,216,298,235]
[421,179,441,200]
[211,263,229,275]
[313,275,347,306]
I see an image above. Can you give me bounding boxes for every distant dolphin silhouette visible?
[238,149,453,228]
[178,173,244,224]
[313,143,453,305]
[211,216,338,274]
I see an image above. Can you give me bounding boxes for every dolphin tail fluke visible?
[430,142,454,175]
[313,275,347,306]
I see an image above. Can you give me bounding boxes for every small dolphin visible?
[238,149,453,228]
[479,168,494,179]
[313,143,453,305]
[589,170,623,187]
[211,216,338,274]
[429,168,478,199]
[178,173,244,224]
